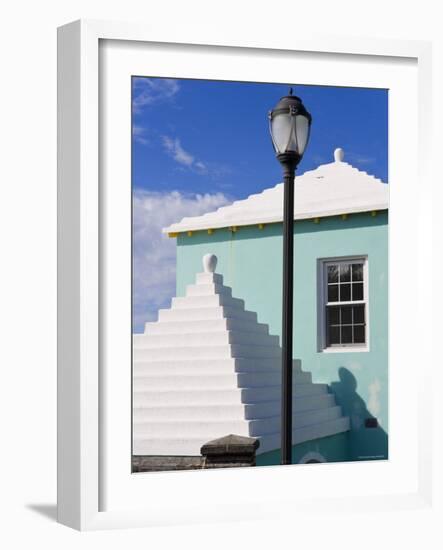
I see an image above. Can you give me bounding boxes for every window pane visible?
[341,306,352,325]
[353,325,365,344]
[295,114,310,155]
[327,265,338,283]
[340,264,351,282]
[270,113,292,153]
[329,326,340,345]
[328,284,339,302]
[353,305,365,324]
[340,283,351,301]
[342,326,352,343]
[352,263,363,281]
[352,282,364,301]
[327,306,340,325]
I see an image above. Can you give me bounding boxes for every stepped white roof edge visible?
[163,148,388,234]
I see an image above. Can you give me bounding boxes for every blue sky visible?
[132,77,388,332]
[132,77,388,197]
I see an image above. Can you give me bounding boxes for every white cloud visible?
[132,125,149,145]
[161,135,208,174]
[194,161,207,172]
[346,152,376,165]
[132,77,180,114]
[132,189,231,332]
[162,136,194,167]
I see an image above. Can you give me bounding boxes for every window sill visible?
[321,346,369,354]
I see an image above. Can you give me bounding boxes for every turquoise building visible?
[163,148,389,464]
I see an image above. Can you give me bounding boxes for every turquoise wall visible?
[256,432,350,466]
[176,211,388,462]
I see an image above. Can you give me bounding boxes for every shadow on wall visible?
[330,367,388,461]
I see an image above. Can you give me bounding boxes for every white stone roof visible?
[163,148,388,234]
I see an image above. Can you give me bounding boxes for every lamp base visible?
[276,152,301,177]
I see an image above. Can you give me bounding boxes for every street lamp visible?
[269,88,312,465]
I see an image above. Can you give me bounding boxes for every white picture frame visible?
[57,19,433,531]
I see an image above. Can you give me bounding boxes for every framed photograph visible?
[57,19,433,530]
[131,78,386,471]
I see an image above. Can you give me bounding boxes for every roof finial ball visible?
[334,148,345,162]
[203,253,218,273]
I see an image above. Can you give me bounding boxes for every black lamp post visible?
[269,88,312,465]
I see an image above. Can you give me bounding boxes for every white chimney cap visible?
[334,148,345,162]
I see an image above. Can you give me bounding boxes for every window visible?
[321,258,368,350]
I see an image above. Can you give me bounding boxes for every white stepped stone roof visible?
[163,148,388,234]
[133,254,350,457]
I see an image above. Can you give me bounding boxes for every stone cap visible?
[201,434,260,457]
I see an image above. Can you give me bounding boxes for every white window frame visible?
[318,256,369,353]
